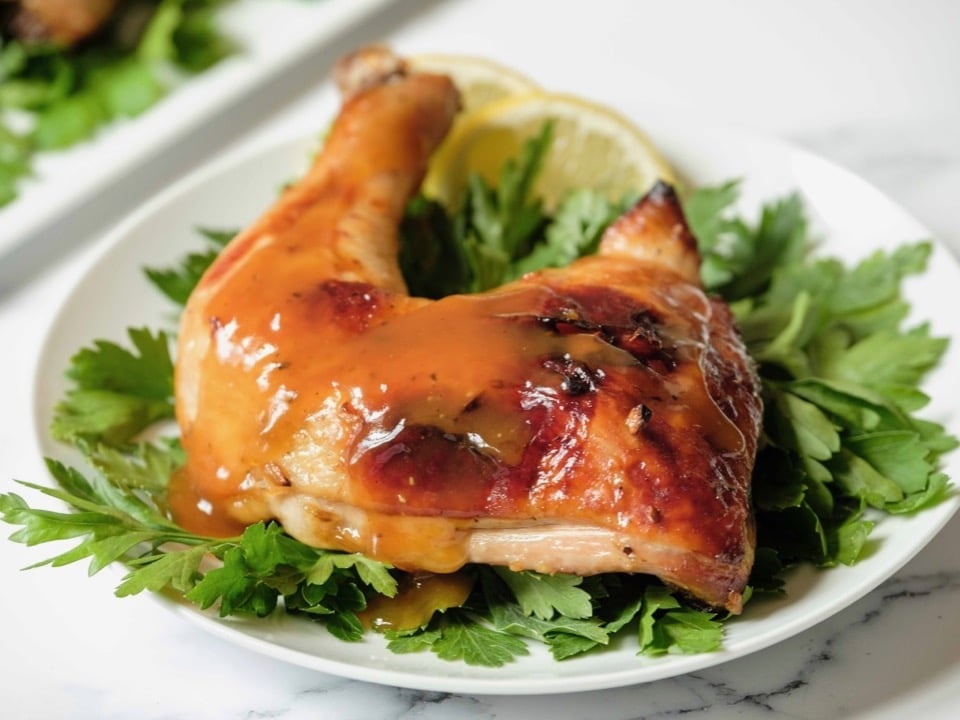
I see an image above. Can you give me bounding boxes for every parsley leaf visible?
[508,188,626,279]
[397,196,471,298]
[51,327,175,447]
[144,227,236,305]
[494,567,593,620]
[0,122,32,206]
[686,180,807,300]
[427,611,530,667]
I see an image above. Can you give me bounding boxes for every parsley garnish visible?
[0,458,398,636]
[687,184,956,582]
[50,327,175,447]
[0,0,233,207]
[0,127,954,668]
[399,122,630,297]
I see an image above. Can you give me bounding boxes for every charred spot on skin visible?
[302,280,387,331]
[543,354,604,396]
[462,394,483,413]
[646,179,677,204]
[617,309,678,372]
[622,546,634,556]
[535,292,676,370]
[536,305,596,335]
[625,403,653,434]
[628,309,663,345]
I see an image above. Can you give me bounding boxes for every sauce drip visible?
[167,467,247,537]
[358,571,474,631]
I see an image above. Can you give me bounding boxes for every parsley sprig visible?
[0,456,399,638]
[399,123,629,298]
[1,128,955,667]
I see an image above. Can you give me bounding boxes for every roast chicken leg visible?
[174,47,763,613]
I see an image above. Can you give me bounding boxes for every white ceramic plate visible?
[0,0,395,260]
[32,113,960,695]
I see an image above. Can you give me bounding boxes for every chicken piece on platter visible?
[173,47,763,613]
[4,0,117,45]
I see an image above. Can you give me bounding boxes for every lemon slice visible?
[409,53,540,111]
[424,91,675,209]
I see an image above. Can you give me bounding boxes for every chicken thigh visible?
[174,47,763,613]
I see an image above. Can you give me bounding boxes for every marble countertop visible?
[2,1,959,717]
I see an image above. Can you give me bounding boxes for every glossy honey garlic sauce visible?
[357,571,474,631]
[171,257,750,565]
[170,52,760,610]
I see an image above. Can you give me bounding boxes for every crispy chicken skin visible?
[173,47,763,613]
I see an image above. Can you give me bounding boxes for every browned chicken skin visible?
[174,48,763,613]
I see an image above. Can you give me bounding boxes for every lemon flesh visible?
[424,92,675,210]
[409,53,541,111]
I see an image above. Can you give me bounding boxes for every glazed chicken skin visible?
[174,48,763,613]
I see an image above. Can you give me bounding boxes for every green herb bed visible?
[1,126,954,667]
